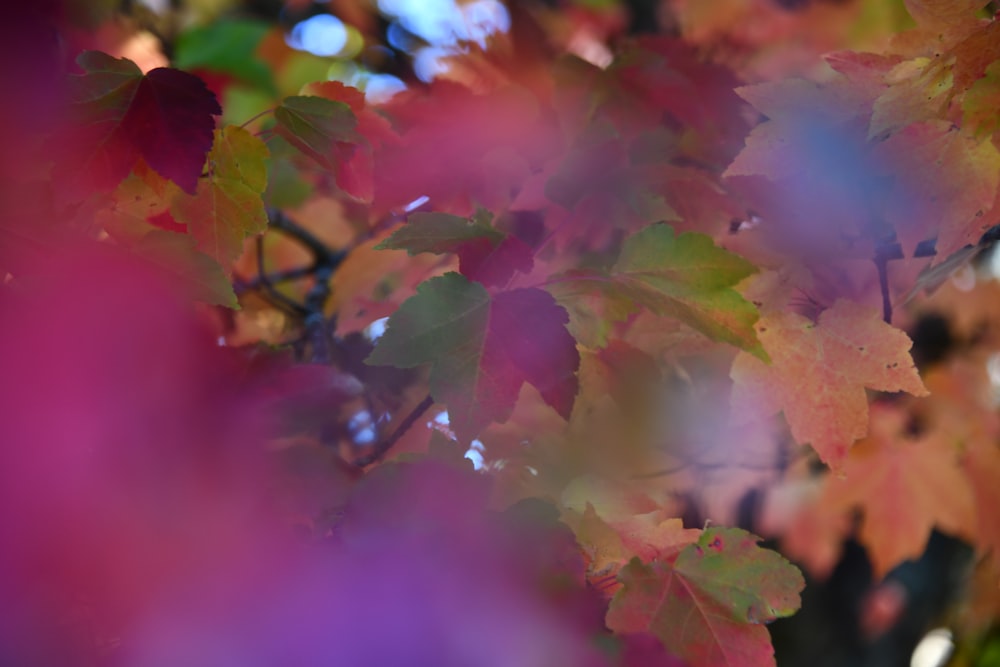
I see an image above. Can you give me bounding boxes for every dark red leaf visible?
[54,52,220,199]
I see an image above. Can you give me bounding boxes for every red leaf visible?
[377,211,535,287]
[373,81,556,215]
[457,235,535,288]
[616,633,688,667]
[55,51,220,199]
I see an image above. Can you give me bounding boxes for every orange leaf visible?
[823,405,976,579]
[872,121,1000,260]
[731,299,927,469]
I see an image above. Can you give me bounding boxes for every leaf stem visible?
[238,107,275,129]
[874,252,892,324]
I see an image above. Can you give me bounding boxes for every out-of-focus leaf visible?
[868,57,954,139]
[378,212,504,254]
[274,95,358,167]
[873,120,1000,260]
[130,230,237,308]
[174,20,274,93]
[962,59,1000,137]
[822,405,976,579]
[550,224,762,355]
[377,212,534,287]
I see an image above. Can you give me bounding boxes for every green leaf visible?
[174,20,275,93]
[366,273,579,441]
[130,231,238,308]
[672,528,804,623]
[274,96,358,167]
[376,211,534,287]
[545,278,637,349]
[376,212,504,254]
[607,527,804,667]
[171,125,270,269]
[963,59,1000,137]
[549,224,764,356]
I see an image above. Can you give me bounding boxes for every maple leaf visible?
[299,81,401,202]
[823,405,976,579]
[569,504,702,579]
[97,160,181,242]
[962,437,1000,561]
[962,59,1000,137]
[173,19,274,93]
[274,95,359,168]
[872,120,1000,259]
[949,21,1000,90]
[892,0,986,55]
[614,633,687,667]
[768,479,851,580]
[868,57,954,139]
[561,476,699,578]
[549,224,763,355]
[376,211,534,287]
[171,125,270,269]
[724,78,886,256]
[366,272,579,441]
[917,361,1000,562]
[730,299,928,469]
[373,81,555,215]
[55,51,220,199]
[378,211,504,253]
[904,0,986,26]
[608,38,752,166]
[548,277,639,349]
[129,230,237,308]
[606,527,804,667]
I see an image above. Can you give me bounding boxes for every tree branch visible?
[352,395,435,467]
[253,235,309,316]
[234,264,316,294]
[264,209,347,363]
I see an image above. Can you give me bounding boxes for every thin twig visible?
[255,235,308,316]
[352,395,435,467]
[268,209,344,265]
[303,263,335,364]
[234,264,317,294]
[265,209,347,363]
[874,253,892,324]
[238,107,276,129]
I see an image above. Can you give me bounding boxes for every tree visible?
[1,0,999,665]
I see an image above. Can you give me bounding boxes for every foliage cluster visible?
[3,0,1000,665]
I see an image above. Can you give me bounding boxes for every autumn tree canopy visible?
[2,0,1000,665]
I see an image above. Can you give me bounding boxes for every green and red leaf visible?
[55,51,220,199]
[377,211,534,287]
[607,527,804,667]
[366,273,580,440]
[549,224,763,355]
[171,125,270,270]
